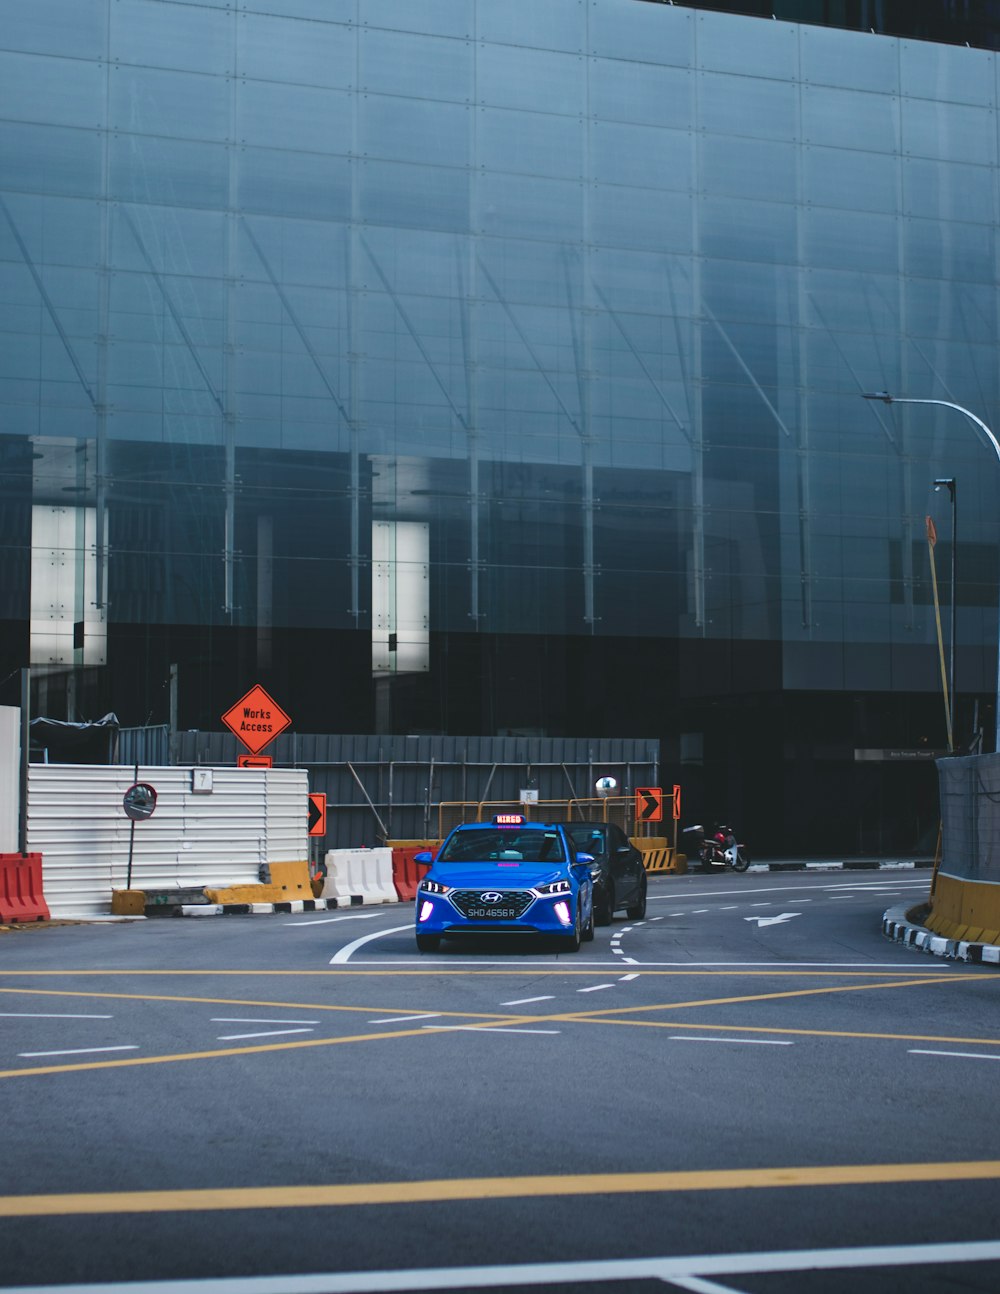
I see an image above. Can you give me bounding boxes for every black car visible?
[557,821,647,925]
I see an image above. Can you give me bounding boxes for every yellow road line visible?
[0,1024,462,1080]
[0,968,974,978]
[545,975,964,1019]
[0,985,514,1020]
[0,974,984,1080]
[2,1162,999,1218]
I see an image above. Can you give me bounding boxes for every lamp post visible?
[863,393,999,749]
[933,477,957,748]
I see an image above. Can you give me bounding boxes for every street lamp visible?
[862,393,1000,749]
[933,477,957,749]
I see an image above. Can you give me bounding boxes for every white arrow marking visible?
[744,912,803,928]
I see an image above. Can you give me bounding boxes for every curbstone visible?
[882,903,1000,965]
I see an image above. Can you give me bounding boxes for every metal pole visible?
[934,478,957,747]
[864,396,999,750]
[18,668,29,856]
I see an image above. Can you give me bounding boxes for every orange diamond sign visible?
[222,684,291,756]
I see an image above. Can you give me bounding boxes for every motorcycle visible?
[682,824,751,873]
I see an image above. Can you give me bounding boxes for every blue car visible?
[414,815,595,953]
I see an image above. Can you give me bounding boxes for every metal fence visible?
[117,730,660,850]
[938,752,1000,884]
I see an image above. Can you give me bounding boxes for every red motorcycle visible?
[682,824,750,873]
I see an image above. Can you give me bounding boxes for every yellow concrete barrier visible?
[267,860,313,898]
[204,884,284,904]
[927,872,1000,945]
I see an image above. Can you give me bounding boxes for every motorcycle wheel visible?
[733,848,750,873]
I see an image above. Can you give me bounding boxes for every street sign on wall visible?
[221,685,291,756]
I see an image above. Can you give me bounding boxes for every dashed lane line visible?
[667,1036,794,1047]
[910,1049,1000,1062]
[499,996,555,1006]
[577,984,615,993]
[368,1013,443,1023]
[17,1045,138,1059]
[216,1028,314,1041]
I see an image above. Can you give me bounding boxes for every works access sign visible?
[221,684,291,756]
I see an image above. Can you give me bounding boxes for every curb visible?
[748,860,932,873]
[882,904,1000,964]
[178,896,406,917]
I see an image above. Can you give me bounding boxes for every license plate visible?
[467,907,517,920]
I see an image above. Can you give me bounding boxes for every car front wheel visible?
[560,901,582,953]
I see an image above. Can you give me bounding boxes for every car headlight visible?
[535,879,571,896]
[420,879,451,895]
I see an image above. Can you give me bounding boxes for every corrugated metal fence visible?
[135,732,662,850]
[28,764,308,919]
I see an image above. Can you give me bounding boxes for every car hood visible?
[428,863,572,889]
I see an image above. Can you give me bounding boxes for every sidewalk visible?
[748,858,933,873]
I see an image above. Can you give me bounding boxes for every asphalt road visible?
[1,868,999,1294]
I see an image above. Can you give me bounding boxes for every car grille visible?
[451,889,535,920]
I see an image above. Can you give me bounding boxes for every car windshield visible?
[437,828,568,864]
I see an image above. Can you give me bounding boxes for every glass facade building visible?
[2,0,999,852]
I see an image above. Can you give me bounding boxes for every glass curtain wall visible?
[1,0,998,848]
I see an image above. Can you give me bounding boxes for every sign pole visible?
[126,757,139,890]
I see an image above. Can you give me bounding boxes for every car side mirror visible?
[575,852,595,865]
[413,851,433,865]
[615,845,632,857]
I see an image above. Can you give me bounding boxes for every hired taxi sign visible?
[222,684,291,756]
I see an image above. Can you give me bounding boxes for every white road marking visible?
[330,924,413,963]
[668,1036,794,1047]
[499,996,555,1006]
[619,974,639,981]
[217,1028,314,1041]
[750,902,772,907]
[744,912,802,928]
[669,1277,744,1294]
[422,1026,560,1035]
[368,1014,443,1024]
[286,914,384,926]
[0,1012,112,1019]
[719,906,738,910]
[211,1018,319,1025]
[691,909,709,914]
[577,983,615,993]
[909,1048,1000,1062]
[18,1045,139,1058]
[19,1239,1000,1292]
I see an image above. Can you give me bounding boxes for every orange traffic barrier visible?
[390,842,437,901]
[0,853,50,923]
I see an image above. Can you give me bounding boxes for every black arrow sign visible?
[636,787,663,821]
[308,793,326,836]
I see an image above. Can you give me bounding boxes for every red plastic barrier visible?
[391,845,435,901]
[0,853,50,923]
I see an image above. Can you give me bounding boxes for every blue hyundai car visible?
[413,815,595,953]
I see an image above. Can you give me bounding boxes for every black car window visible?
[568,826,607,856]
[438,828,568,864]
